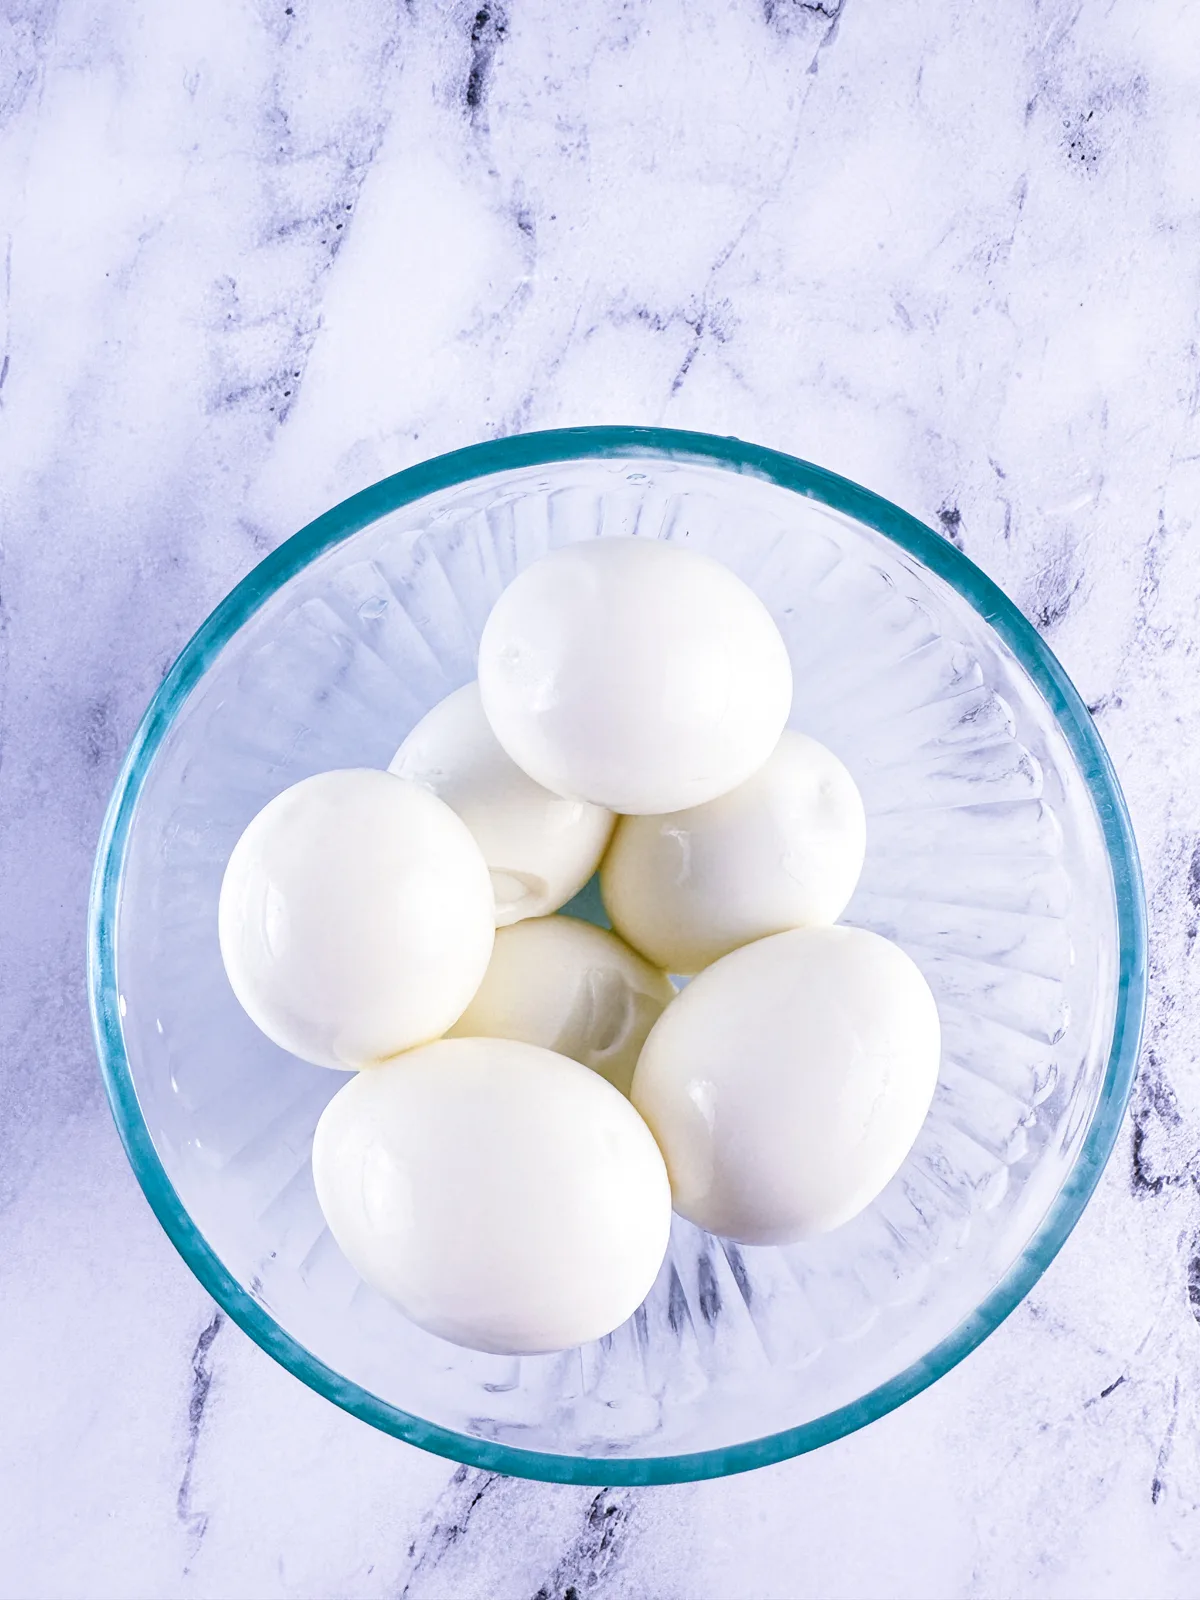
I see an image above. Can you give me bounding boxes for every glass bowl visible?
[88,427,1145,1485]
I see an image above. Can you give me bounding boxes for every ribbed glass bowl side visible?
[89,428,1145,1485]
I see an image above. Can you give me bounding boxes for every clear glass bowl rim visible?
[87,425,1147,1486]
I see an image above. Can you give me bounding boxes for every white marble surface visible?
[2,1,1199,1595]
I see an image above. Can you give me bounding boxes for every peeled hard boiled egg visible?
[478,538,793,814]
[218,768,494,1069]
[632,926,940,1244]
[312,1037,672,1354]
[389,681,614,925]
[602,730,866,974]
[447,914,676,1095]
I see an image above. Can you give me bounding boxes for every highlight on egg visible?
[602,729,866,974]
[218,768,495,1069]
[447,913,676,1095]
[478,536,793,815]
[631,925,941,1245]
[312,1037,673,1355]
[390,681,614,926]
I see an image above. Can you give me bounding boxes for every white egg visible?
[447,914,676,1095]
[389,682,614,926]
[601,730,866,974]
[478,538,793,814]
[218,769,494,1069]
[632,926,940,1244]
[312,1037,672,1354]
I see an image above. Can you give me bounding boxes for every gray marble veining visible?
[2,1,1199,1596]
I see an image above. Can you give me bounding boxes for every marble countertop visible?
[2,1,1199,1595]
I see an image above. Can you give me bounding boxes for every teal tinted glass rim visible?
[88,425,1146,1486]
